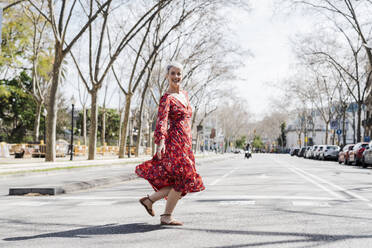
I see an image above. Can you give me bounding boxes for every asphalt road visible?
[1,154,372,248]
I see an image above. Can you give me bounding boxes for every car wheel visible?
[338,159,341,164]
[345,159,349,165]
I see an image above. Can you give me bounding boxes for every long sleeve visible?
[154,94,170,145]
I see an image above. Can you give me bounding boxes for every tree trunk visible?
[191,106,199,130]
[342,107,347,146]
[325,121,329,144]
[83,106,87,145]
[33,102,42,143]
[119,93,132,158]
[45,46,63,162]
[147,119,151,148]
[88,89,99,160]
[135,100,145,157]
[135,81,151,157]
[101,108,106,146]
[357,102,362,142]
[118,109,123,147]
[353,109,356,144]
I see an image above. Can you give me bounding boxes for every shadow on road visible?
[4,222,372,248]
[3,223,164,241]
[177,227,372,248]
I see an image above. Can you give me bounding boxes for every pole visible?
[70,103,74,161]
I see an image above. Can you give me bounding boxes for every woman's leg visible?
[161,188,182,223]
[143,186,171,208]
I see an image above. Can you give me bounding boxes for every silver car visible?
[321,145,340,161]
[307,145,318,159]
[315,145,325,160]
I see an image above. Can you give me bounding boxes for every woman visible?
[135,62,205,225]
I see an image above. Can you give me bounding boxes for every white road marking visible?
[292,201,330,207]
[292,166,371,202]
[186,195,340,201]
[258,174,269,179]
[218,201,256,206]
[288,167,347,201]
[77,201,117,206]
[8,201,49,206]
[58,196,136,200]
[208,168,238,186]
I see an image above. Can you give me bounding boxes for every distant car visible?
[307,145,318,159]
[298,146,308,157]
[233,149,243,154]
[349,142,369,166]
[338,144,355,164]
[362,141,372,168]
[321,145,340,161]
[290,147,300,156]
[304,146,313,158]
[314,145,325,160]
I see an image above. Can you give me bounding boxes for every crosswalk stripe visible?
[8,201,49,206]
[292,201,330,207]
[218,201,256,206]
[77,201,118,206]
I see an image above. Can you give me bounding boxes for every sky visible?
[226,0,315,120]
[61,0,316,120]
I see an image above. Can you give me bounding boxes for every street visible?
[1,154,372,248]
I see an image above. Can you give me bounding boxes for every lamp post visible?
[43,109,47,144]
[70,96,76,161]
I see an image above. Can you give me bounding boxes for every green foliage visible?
[0,72,36,143]
[1,8,33,70]
[252,135,264,149]
[98,108,121,145]
[235,135,246,149]
[76,107,121,146]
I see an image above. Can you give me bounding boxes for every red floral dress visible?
[135,90,205,196]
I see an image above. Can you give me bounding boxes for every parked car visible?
[307,145,318,159]
[298,146,309,157]
[320,145,340,161]
[314,145,325,160]
[349,142,369,166]
[290,147,300,156]
[338,144,354,164]
[362,141,372,168]
[304,146,313,158]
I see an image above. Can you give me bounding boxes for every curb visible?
[8,155,238,196]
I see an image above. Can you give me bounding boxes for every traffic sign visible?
[336,129,342,135]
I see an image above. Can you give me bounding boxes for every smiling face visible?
[166,66,182,90]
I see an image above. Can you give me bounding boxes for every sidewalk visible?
[1,153,238,196]
[0,152,229,176]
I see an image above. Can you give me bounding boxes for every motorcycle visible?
[244,149,252,159]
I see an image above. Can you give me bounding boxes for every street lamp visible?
[43,108,47,144]
[70,96,76,161]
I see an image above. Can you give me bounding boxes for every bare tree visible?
[27,0,113,161]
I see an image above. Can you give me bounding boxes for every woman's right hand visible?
[156,139,165,159]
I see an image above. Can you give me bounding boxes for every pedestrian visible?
[135,62,205,226]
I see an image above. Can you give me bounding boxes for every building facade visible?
[286,106,365,148]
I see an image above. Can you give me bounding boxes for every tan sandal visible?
[139,195,155,217]
[160,214,183,226]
